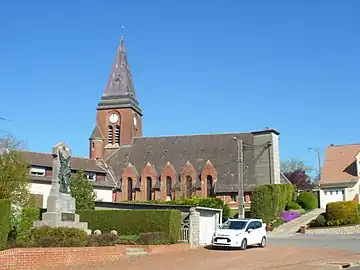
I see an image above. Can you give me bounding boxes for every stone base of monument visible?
[34,193,91,235]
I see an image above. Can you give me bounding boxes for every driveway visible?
[57,241,360,270]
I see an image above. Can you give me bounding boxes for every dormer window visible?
[30,167,46,177]
[87,172,96,182]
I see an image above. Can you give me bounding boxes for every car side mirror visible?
[247,228,253,233]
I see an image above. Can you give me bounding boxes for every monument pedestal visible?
[34,192,90,234]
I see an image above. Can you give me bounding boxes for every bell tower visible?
[89,35,143,160]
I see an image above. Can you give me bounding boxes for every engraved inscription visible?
[61,213,75,222]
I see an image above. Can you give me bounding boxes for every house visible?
[21,34,289,208]
[319,144,360,209]
[21,151,116,208]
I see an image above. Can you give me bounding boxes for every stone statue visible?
[58,146,71,194]
[33,142,90,234]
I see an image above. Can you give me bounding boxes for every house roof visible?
[280,172,291,184]
[320,144,360,184]
[20,151,107,173]
[29,174,114,188]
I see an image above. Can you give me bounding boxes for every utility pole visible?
[233,137,244,219]
[308,148,321,182]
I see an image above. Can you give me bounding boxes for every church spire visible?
[97,32,142,115]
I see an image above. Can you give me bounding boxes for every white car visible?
[211,218,267,250]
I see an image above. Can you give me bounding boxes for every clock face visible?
[133,116,137,127]
[109,113,119,124]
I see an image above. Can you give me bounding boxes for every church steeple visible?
[97,35,142,116]
[90,32,143,159]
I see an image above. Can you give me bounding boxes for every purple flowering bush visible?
[280,211,301,222]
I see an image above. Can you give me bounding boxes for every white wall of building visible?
[29,182,51,208]
[28,182,113,208]
[345,180,360,202]
[271,132,281,184]
[319,180,360,209]
[94,188,113,202]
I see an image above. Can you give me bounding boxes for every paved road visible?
[55,237,360,270]
[268,235,360,252]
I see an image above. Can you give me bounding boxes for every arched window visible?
[108,126,113,144]
[115,125,120,144]
[186,176,193,196]
[166,176,172,200]
[146,176,152,201]
[207,175,214,197]
[127,177,133,201]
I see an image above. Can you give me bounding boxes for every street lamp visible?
[308,148,321,183]
[233,137,245,219]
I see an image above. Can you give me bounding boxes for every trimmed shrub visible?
[285,201,302,210]
[139,232,168,245]
[250,184,295,223]
[78,210,181,244]
[326,201,358,222]
[17,207,40,243]
[280,211,301,222]
[117,235,140,245]
[30,227,88,247]
[314,213,327,227]
[131,197,230,219]
[296,192,318,210]
[0,199,11,250]
[87,233,119,246]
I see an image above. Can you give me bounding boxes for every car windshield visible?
[220,220,247,230]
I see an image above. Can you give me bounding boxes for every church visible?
[23,34,290,209]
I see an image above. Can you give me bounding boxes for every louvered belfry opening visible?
[108,126,113,144]
[115,125,120,144]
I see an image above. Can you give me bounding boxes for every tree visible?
[0,149,32,206]
[70,170,96,211]
[0,134,27,151]
[281,159,314,191]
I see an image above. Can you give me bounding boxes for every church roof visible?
[89,125,105,140]
[106,132,260,193]
[97,35,142,115]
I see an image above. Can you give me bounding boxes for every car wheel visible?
[240,239,247,250]
[259,237,266,248]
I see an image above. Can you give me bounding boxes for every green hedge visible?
[30,227,88,247]
[17,207,40,243]
[128,197,230,218]
[250,184,295,223]
[78,210,181,243]
[0,199,11,250]
[326,201,358,222]
[296,192,318,210]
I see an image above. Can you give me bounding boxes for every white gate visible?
[199,211,216,246]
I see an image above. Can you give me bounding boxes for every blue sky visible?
[1,1,359,174]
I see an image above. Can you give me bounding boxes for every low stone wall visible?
[0,244,189,270]
[306,225,360,235]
